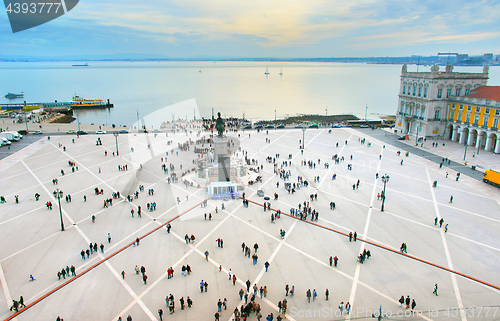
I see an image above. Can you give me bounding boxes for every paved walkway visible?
[0,125,499,321]
[361,129,486,181]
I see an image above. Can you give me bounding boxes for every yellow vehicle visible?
[483,169,500,188]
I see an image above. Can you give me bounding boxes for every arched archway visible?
[476,130,487,150]
[459,127,469,144]
[445,124,453,140]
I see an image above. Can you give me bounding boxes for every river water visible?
[1,61,498,127]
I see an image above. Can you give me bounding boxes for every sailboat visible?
[264,67,270,75]
[279,68,283,76]
[199,68,202,73]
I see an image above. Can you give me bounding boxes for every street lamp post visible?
[53,189,65,231]
[113,131,119,156]
[302,127,306,149]
[275,109,277,129]
[381,174,390,212]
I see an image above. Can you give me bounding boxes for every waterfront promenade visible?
[0,125,499,320]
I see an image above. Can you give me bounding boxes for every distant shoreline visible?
[0,59,497,67]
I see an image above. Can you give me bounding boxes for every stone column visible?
[485,135,493,152]
[459,129,466,144]
[495,137,500,154]
[451,127,458,142]
[467,131,475,146]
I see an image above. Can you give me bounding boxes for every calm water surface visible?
[1,61,498,126]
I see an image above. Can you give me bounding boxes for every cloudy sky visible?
[1,0,500,58]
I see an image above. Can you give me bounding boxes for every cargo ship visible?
[72,63,89,67]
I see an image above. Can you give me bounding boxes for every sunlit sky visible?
[1,0,500,58]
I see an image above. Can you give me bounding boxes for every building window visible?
[468,106,471,111]
[408,86,411,95]
[437,89,443,98]
[400,102,404,112]
[496,110,500,116]
[435,110,440,120]
[446,89,452,98]
[486,108,490,113]
[459,105,463,110]
[494,118,499,129]
[418,87,422,97]
[403,86,406,94]
[458,112,462,121]
[476,107,480,112]
[413,86,416,96]
[465,88,470,95]
[483,116,489,127]
[465,114,470,123]
[424,87,428,98]
[456,88,461,96]
[450,111,455,120]
[474,115,479,125]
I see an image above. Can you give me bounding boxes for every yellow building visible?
[446,86,500,153]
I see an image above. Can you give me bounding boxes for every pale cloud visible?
[2,0,500,57]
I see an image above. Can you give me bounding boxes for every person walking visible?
[158,308,163,321]
[399,295,404,307]
[200,280,204,293]
[334,256,338,267]
[339,301,344,314]
[439,218,444,228]
[264,261,270,272]
[353,232,357,242]
[108,233,111,243]
[449,195,453,203]
[411,299,417,311]
[313,289,317,301]
[433,284,438,296]
[306,289,311,303]
[444,224,448,233]
[325,289,329,300]
[329,256,333,266]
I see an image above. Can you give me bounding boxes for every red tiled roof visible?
[465,86,500,100]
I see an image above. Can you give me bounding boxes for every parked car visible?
[265,124,274,129]
[308,124,319,128]
[254,125,263,129]
[295,124,303,128]
[243,125,252,129]
[77,130,88,135]
[95,130,107,134]
[33,130,43,135]
[119,129,130,134]
[66,130,76,134]
[277,124,285,129]
[398,135,406,140]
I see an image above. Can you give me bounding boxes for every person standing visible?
[306,289,311,303]
[349,232,353,242]
[346,302,351,315]
[433,284,438,296]
[339,301,344,314]
[108,233,111,243]
[285,284,289,296]
[353,232,357,242]
[449,195,453,203]
[313,289,317,301]
[158,308,163,321]
[334,256,338,267]
[325,289,329,300]
[264,261,270,272]
[398,295,404,307]
[411,299,417,311]
[200,280,204,293]
[329,256,333,266]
